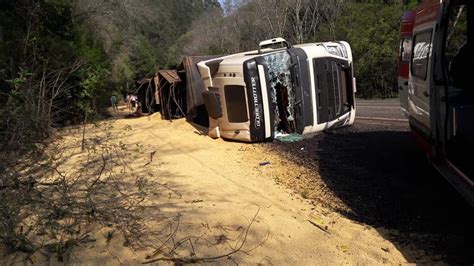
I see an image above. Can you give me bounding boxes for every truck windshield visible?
[262,51,297,134]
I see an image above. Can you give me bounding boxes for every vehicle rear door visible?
[409,1,440,132]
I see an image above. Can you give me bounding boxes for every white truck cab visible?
[197,38,356,142]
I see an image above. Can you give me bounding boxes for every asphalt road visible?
[356,98,407,120]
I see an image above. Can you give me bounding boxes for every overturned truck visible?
[197,38,357,142]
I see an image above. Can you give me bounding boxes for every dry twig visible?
[142,205,261,264]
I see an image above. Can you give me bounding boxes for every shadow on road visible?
[267,125,474,263]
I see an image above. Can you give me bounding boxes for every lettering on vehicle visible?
[251,77,261,128]
[413,42,431,60]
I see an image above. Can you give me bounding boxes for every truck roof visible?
[215,42,345,67]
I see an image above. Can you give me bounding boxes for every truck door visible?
[428,0,474,205]
[441,2,474,179]
[313,58,352,124]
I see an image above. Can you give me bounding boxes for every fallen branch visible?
[142,205,261,264]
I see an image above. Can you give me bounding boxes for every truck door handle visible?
[423,91,429,97]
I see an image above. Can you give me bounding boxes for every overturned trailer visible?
[135,56,221,122]
[136,76,160,114]
[156,70,185,120]
[197,38,357,142]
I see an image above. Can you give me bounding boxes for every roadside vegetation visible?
[0,0,219,260]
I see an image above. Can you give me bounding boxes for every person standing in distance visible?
[110,95,118,111]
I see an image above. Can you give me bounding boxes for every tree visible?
[317,1,406,98]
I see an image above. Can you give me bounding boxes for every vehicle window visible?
[224,85,248,123]
[263,51,296,133]
[400,37,412,63]
[411,31,432,79]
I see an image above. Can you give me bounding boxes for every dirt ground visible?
[4,102,473,264]
[264,100,474,264]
